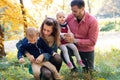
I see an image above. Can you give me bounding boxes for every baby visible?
[56,11,85,69]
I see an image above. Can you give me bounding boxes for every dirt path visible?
[4,32,120,52]
[95,32,120,50]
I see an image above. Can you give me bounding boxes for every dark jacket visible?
[17,37,54,61]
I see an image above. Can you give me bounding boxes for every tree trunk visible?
[0,24,6,58]
[20,0,27,35]
[87,0,91,13]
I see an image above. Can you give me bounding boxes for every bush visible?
[60,48,120,80]
[1,48,120,80]
[98,18,120,32]
[0,57,33,80]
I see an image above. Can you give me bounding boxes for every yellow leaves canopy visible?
[0,0,38,29]
[0,0,38,40]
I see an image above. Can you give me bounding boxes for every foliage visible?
[98,18,120,32]
[0,0,38,41]
[0,55,33,80]
[0,48,120,79]
[60,48,120,80]
[95,0,120,18]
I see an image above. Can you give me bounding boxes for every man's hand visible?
[35,54,44,64]
[19,58,25,63]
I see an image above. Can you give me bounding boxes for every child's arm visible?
[17,45,26,64]
[25,52,35,63]
[16,37,27,60]
[16,37,27,50]
[17,45,26,60]
[66,25,74,36]
[35,54,44,64]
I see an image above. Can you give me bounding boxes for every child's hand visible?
[64,33,71,37]
[35,54,44,64]
[27,54,35,63]
[64,33,74,43]
[19,58,25,63]
[25,52,35,63]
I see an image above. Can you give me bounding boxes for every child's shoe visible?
[67,62,74,69]
[77,60,85,67]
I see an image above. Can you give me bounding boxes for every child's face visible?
[57,13,66,24]
[27,34,38,44]
[43,24,53,38]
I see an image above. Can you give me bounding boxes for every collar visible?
[60,22,67,27]
[74,11,86,22]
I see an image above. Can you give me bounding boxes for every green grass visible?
[60,48,120,80]
[0,48,120,80]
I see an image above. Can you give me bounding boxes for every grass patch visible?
[0,48,120,80]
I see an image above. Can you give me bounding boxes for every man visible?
[61,0,99,73]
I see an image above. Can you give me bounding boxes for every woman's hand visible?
[35,54,44,64]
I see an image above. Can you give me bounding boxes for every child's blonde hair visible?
[56,11,66,19]
[26,27,39,38]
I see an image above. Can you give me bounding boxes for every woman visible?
[40,17,62,80]
[16,17,62,80]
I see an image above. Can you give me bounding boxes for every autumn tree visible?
[0,0,37,57]
[0,0,66,58]
[0,24,6,58]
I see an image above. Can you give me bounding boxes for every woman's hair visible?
[40,17,60,46]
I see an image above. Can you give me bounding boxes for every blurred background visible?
[0,0,120,79]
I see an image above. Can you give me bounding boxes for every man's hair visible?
[26,27,38,38]
[71,0,85,8]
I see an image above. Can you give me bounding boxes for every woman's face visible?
[42,24,53,38]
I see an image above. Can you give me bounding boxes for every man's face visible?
[71,5,83,18]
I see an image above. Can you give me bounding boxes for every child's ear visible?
[37,32,40,36]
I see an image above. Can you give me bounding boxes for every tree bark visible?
[0,24,6,58]
[87,0,91,13]
[20,0,27,35]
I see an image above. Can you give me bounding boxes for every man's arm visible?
[74,19,99,46]
[65,19,99,47]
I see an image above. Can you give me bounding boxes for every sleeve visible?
[17,45,26,60]
[75,18,99,46]
[16,37,27,50]
[51,43,58,52]
[43,53,52,61]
